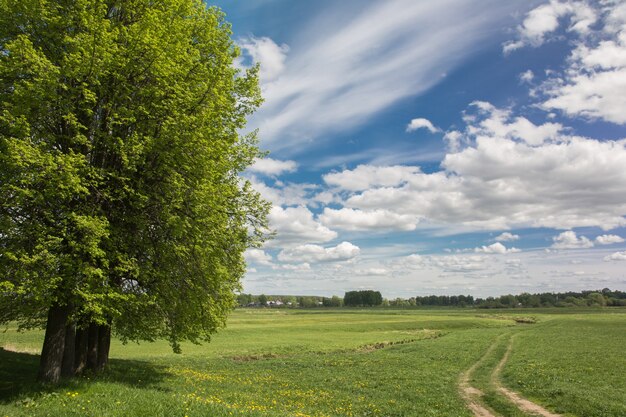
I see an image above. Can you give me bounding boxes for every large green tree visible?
[0,0,269,383]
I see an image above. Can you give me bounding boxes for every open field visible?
[1,308,625,417]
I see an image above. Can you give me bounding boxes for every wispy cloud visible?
[248,0,524,154]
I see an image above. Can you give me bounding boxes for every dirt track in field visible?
[491,340,563,417]
[458,336,501,417]
[459,334,563,417]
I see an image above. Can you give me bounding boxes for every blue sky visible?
[215,0,626,297]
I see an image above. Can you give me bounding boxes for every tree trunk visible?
[37,304,70,383]
[74,327,88,374]
[86,322,99,370]
[61,322,76,378]
[96,324,111,371]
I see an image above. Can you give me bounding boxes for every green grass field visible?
[1,308,624,417]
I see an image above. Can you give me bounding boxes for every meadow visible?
[0,308,624,417]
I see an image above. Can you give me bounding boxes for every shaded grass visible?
[0,348,171,401]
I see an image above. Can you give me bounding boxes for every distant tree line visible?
[343,290,383,307]
[237,289,626,309]
[388,295,475,307]
[471,289,626,308]
[390,289,626,308]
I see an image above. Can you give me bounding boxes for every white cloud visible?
[520,70,535,83]
[495,232,520,242]
[274,263,311,271]
[443,130,465,152]
[429,255,488,272]
[319,208,418,232]
[475,242,521,254]
[406,118,440,133]
[551,231,594,249]
[595,234,625,245]
[278,241,360,263]
[604,251,626,261]
[333,104,626,231]
[249,158,298,176]
[237,36,289,84]
[354,268,389,276]
[605,2,626,34]
[267,206,337,247]
[312,191,336,206]
[508,1,626,124]
[393,254,427,270]
[505,258,523,267]
[391,253,490,273]
[249,0,524,151]
[575,37,626,70]
[249,177,317,207]
[323,165,420,192]
[503,0,597,53]
[244,246,626,298]
[542,68,626,124]
[466,101,564,145]
[245,249,273,266]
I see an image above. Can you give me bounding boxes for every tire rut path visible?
[459,332,564,417]
[458,335,505,417]
[491,339,563,417]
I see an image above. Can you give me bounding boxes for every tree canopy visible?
[0,0,269,382]
[343,290,383,307]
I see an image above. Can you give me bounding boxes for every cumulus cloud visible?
[323,165,420,192]
[443,130,465,152]
[542,67,626,124]
[319,208,418,232]
[391,253,489,273]
[237,36,289,84]
[604,251,626,261]
[495,232,520,242]
[466,101,564,145]
[248,0,522,151]
[393,254,427,270]
[267,206,337,247]
[274,263,311,271]
[329,103,626,232]
[551,231,594,249]
[595,234,625,245]
[507,2,626,124]
[503,0,597,53]
[519,70,535,84]
[249,158,298,176]
[475,242,521,254]
[406,118,440,133]
[429,255,488,272]
[278,242,360,263]
[245,249,273,266]
[249,177,317,207]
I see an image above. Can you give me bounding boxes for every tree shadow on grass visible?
[0,348,172,404]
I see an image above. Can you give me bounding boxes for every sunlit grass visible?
[1,308,624,416]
